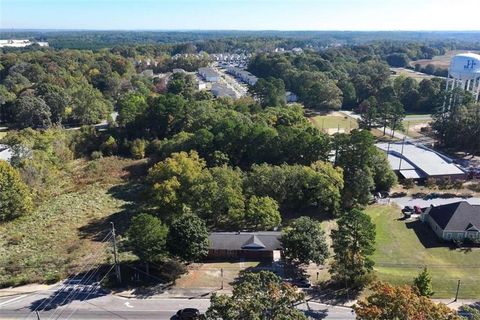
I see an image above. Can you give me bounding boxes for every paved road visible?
[0,291,355,320]
[404,115,432,121]
[391,196,480,208]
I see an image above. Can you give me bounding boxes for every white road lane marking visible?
[124,302,134,308]
[0,294,29,307]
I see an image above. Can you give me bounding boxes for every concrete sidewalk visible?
[114,287,231,300]
[0,284,53,298]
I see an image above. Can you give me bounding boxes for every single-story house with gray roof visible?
[208,232,282,261]
[420,201,480,241]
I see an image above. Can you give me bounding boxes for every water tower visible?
[446,52,480,103]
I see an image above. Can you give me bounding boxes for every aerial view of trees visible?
[206,270,307,320]
[4,32,477,316]
[281,216,329,267]
[354,282,460,320]
[331,208,376,288]
[432,90,480,155]
[0,160,32,221]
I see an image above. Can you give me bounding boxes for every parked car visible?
[423,192,440,200]
[402,206,414,213]
[284,278,311,288]
[414,206,423,214]
[293,278,311,288]
[175,308,201,320]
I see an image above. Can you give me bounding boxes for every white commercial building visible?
[0,39,49,48]
[376,141,466,180]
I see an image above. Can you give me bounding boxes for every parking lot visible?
[391,196,480,208]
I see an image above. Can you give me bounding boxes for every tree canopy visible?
[0,160,33,221]
[206,271,306,320]
[167,212,210,262]
[354,282,460,320]
[127,213,169,263]
[331,208,376,287]
[281,216,329,266]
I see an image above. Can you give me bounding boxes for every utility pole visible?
[35,311,41,320]
[398,137,406,171]
[221,268,224,290]
[111,222,121,283]
[454,280,461,302]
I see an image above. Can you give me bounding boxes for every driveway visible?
[390,196,480,208]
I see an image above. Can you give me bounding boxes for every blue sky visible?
[1,0,479,31]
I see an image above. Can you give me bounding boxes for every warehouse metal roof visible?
[376,142,465,178]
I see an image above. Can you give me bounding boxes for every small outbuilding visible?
[208,232,282,261]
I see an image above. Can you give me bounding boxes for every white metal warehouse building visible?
[376,142,466,180]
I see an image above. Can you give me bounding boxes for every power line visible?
[26,232,113,319]
[31,234,112,316]
[45,261,107,320]
[60,265,116,320]
[40,234,113,318]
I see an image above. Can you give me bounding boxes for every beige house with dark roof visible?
[420,202,480,241]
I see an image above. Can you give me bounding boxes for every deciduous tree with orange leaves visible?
[354,282,460,320]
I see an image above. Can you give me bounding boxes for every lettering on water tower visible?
[464,60,477,70]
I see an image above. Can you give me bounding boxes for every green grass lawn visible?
[390,67,435,81]
[366,205,480,299]
[400,119,430,138]
[310,115,358,133]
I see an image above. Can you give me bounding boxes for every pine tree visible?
[413,267,434,297]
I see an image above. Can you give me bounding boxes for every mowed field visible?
[390,67,436,81]
[367,205,480,299]
[309,114,358,134]
[411,50,480,69]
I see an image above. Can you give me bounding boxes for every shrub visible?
[439,193,457,199]
[412,192,427,199]
[390,191,407,198]
[0,160,33,221]
[100,135,118,156]
[425,177,437,189]
[156,259,187,283]
[467,182,480,192]
[438,177,453,190]
[452,180,464,190]
[130,139,146,159]
[146,139,162,156]
[90,150,103,160]
[403,179,415,189]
